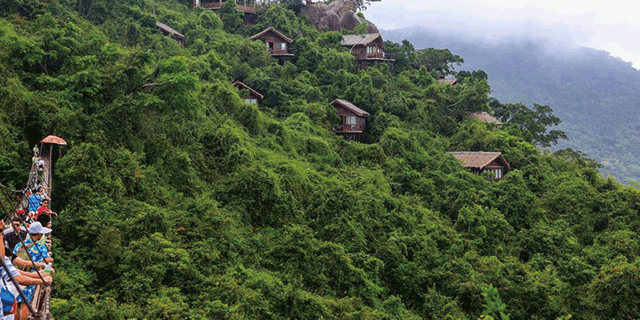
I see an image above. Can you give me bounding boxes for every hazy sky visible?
[366,0,640,68]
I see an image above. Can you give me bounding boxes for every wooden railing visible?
[365,52,384,59]
[200,1,256,13]
[18,144,54,320]
[336,124,364,133]
[269,48,290,55]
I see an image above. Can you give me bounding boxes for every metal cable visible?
[0,142,57,319]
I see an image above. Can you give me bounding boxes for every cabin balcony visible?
[199,1,256,14]
[335,124,365,133]
[364,52,384,59]
[269,48,292,56]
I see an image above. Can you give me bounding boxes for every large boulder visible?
[300,0,379,33]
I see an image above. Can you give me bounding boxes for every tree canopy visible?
[0,1,637,320]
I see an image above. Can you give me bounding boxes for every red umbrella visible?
[40,135,67,145]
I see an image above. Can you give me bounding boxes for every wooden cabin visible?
[332,99,369,140]
[341,33,394,68]
[250,27,294,61]
[192,0,257,24]
[467,112,502,126]
[156,22,185,45]
[438,76,458,85]
[192,0,256,13]
[449,152,510,180]
[233,80,264,104]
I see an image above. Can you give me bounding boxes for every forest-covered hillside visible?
[1,1,640,319]
[383,27,640,184]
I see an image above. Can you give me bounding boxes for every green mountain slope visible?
[1,2,640,319]
[383,27,640,183]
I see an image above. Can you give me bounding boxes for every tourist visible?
[12,222,53,320]
[35,199,56,218]
[26,192,42,214]
[4,218,27,259]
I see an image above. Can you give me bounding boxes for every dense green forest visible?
[1,1,640,319]
[383,27,640,184]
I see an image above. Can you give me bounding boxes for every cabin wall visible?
[335,106,366,132]
[486,159,506,168]
[196,0,257,19]
[348,44,384,60]
[257,33,289,55]
[243,93,261,104]
[469,165,505,180]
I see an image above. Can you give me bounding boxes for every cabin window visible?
[345,116,357,125]
[244,98,258,104]
[280,42,287,50]
[367,46,375,54]
[485,168,502,179]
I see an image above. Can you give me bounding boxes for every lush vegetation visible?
[1,1,640,319]
[384,27,640,183]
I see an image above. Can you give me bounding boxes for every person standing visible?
[35,199,56,220]
[26,189,44,215]
[12,223,53,320]
[3,219,27,260]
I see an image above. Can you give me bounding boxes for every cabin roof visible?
[467,112,501,125]
[233,80,264,100]
[449,151,511,170]
[331,99,370,116]
[341,33,383,47]
[156,22,185,40]
[250,26,293,43]
[438,78,458,85]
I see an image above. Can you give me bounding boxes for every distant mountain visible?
[383,27,640,183]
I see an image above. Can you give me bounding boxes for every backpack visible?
[0,277,15,315]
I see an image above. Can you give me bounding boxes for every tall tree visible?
[490,98,567,147]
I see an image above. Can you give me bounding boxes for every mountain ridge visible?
[382,26,640,183]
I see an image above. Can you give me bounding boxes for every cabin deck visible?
[200,1,256,14]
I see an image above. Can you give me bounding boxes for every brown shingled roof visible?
[233,80,264,100]
[467,112,501,125]
[448,152,510,170]
[156,22,185,40]
[341,34,383,47]
[438,78,458,85]
[250,26,293,43]
[331,99,370,116]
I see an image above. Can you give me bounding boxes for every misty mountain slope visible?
[383,27,640,182]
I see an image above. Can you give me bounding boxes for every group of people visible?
[0,145,55,320]
[26,187,56,225]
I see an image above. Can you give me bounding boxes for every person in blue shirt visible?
[12,222,53,320]
[26,191,42,214]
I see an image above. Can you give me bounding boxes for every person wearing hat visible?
[12,222,53,320]
[1,248,53,320]
[12,222,53,269]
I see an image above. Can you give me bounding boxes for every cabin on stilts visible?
[250,26,294,63]
[341,33,394,68]
[449,151,510,180]
[192,0,257,24]
[331,99,369,141]
[233,80,264,105]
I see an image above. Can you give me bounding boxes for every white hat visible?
[27,222,51,234]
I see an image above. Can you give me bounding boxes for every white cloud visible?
[365,0,640,67]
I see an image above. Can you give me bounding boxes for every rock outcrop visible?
[300,0,379,33]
